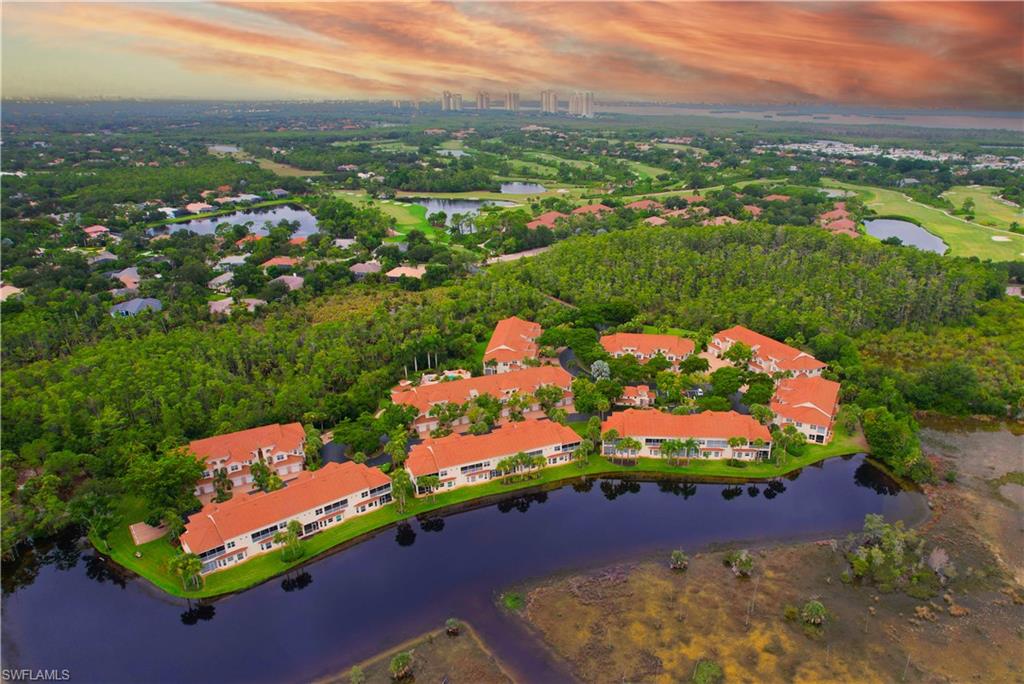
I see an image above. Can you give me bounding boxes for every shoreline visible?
[90,431,876,600]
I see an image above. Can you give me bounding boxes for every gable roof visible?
[602,409,772,442]
[572,203,612,215]
[386,265,427,279]
[626,199,663,211]
[713,325,826,373]
[484,316,542,364]
[189,422,305,467]
[527,210,567,230]
[109,297,162,316]
[391,365,572,413]
[406,419,579,477]
[770,376,840,425]
[180,462,388,554]
[261,256,298,269]
[600,332,695,360]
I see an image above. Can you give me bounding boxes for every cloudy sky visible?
[2,2,1022,109]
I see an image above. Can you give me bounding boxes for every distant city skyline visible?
[2,2,1021,110]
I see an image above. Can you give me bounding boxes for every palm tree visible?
[660,438,684,467]
[681,438,700,466]
[389,651,414,680]
[601,429,619,459]
[616,437,643,462]
[273,520,304,562]
[728,436,747,459]
[390,468,412,513]
[418,473,440,500]
[169,552,204,591]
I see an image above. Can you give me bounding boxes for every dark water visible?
[1,455,923,683]
[500,182,547,194]
[865,218,947,254]
[403,198,517,226]
[163,205,319,237]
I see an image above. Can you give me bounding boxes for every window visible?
[460,461,489,473]
[323,498,348,514]
[275,454,286,462]
[260,541,273,551]
[229,464,241,473]
[226,541,236,549]
[197,545,226,561]
[368,483,391,497]
[250,523,280,542]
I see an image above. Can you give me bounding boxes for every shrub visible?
[801,600,828,626]
[389,651,413,680]
[783,604,799,622]
[692,659,724,684]
[724,549,754,577]
[445,617,461,636]
[500,591,524,611]
[944,469,958,483]
[670,549,689,571]
[349,666,365,684]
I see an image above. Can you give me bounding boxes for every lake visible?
[403,198,517,226]
[865,219,947,254]
[500,182,547,194]
[1,454,924,683]
[208,144,240,154]
[437,149,470,158]
[160,205,320,238]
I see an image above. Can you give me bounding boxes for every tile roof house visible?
[235,234,263,247]
[88,250,118,267]
[572,203,612,216]
[626,199,664,211]
[271,274,305,291]
[823,218,858,235]
[602,409,773,460]
[644,216,668,226]
[483,316,543,374]
[180,461,391,574]
[210,297,267,316]
[386,265,427,281]
[527,210,568,230]
[333,238,358,250]
[599,333,695,367]
[391,365,574,434]
[208,271,234,292]
[743,205,763,217]
[83,224,110,241]
[185,202,214,214]
[770,376,841,444]
[710,325,826,377]
[763,194,791,202]
[189,422,307,497]
[350,260,382,279]
[703,215,741,226]
[216,255,247,271]
[109,297,162,317]
[109,266,140,290]
[0,283,24,302]
[260,256,298,270]
[619,385,656,408]
[405,420,581,493]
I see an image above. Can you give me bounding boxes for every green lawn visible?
[94,429,867,599]
[655,142,706,156]
[255,158,323,177]
[642,325,698,338]
[334,191,437,237]
[940,185,1023,231]
[624,160,671,180]
[506,158,561,178]
[526,152,597,170]
[824,179,1024,261]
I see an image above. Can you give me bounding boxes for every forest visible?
[3,223,1020,557]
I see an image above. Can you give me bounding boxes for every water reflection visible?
[180,602,216,626]
[395,523,417,547]
[599,480,641,500]
[853,462,902,496]
[281,571,314,593]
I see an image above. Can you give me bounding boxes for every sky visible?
[2,1,1022,109]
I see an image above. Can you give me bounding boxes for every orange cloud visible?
[3,1,1021,109]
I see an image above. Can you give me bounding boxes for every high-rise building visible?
[475,91,490,111]
[441,91,463,111]
[504,91,520,113]
[569,91,595,118]
[540,90,559,114]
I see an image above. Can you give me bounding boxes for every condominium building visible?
[504,91,520,112]
[602,409,773,460]
[441,91,463,111]
[483,316,543,374]
[770,375,841,444]
[568,91,595,118]
[709,325,826,377]
[540,90,559,114]
[180,462,392,574]
[405,419,581,493]
[189,423,306,497]
[390,365,574,434]
[475,91,490,111]
[599,333,695,368]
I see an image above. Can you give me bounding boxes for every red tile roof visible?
[180,462,388,554]
[644,216,668,226]
[391,366,572,413]
[819,208,851,223]
[83,224,110,237]
[771,376,840,426]
[288,236,308,245]
[386,265,427,279]
[236,234,263,247]
[602,409,772,442]
[626,199,663,211]
[527,210,567,230]
[406,419,579,477]
[703,215,740,226]
[712,326,825,373]
[189,423,305,470]
[763,194,791,202]
[484,316,542,364]
[743,205,762,217]
[600,333,695,360]
[824,218,856,231]
[572,203,612,215]
[261,256,298,269]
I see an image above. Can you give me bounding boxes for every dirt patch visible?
[518,422,1024,683]
[324,625,511,684]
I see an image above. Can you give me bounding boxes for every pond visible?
[437,149,469,158]
[864,218,947,254]
[500,182,547,194]
[1,455,924,683]
[403,198,517,226]
[207,144,240,154]
[159,205,320,238]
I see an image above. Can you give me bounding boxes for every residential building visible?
[626,199,663,211]
[109,266,140,290]
[83,224,110,241]
[350,260,382,279]
[391,365,574,434]
[540,90,559,114]
[710,325,826,377]
[185,202,214,214]
[526,210,567,230]
[619,385,656,408]
[260,256,298,271]
[189,422,306,496]
[569,91,595,118]
[441,91,463,111]
[333,238,358,250]
[599,332,695,368]
[385,265,427,281]
[475,91,490,111]
[405,419,581,493]
[216,255,247,271]
[644,216,668,226]
[0,283,24,302]
[770,376,841,444]
[504,91,520,113]
[602,409,773,460]
[572,203,612,216]
[208,271,234,292]
[270,188,289,198]
[209,297,267,316]
[483,316,542,374]
[109,297,162,317]
[180,461,391,574]
[271,274,304,291]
